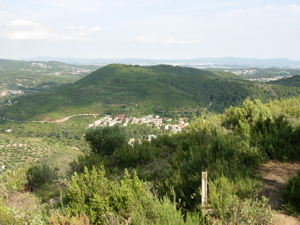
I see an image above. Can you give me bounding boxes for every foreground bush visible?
[64,165,203,224]
[0,198,23,225]
[64,165,145,224]
[281,170,300,215]
[0,167,27,199]
[208,176,273,224]
[48,212,90,225]
[0,197,47,225]
[131,185,203,225]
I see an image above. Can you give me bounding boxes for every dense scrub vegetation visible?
[2,64,300,121]
[1,96,300,224]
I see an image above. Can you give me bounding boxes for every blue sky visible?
[0,0,299,60]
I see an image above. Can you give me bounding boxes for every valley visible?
[1,60,300,224]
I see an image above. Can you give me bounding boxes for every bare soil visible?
[256,161,300,225]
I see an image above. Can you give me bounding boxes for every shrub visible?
[206,196,273,224]
[27,163,58,188]
[64,165,145,224]
[132,195,203,225]
[1,167,27,193]
[84,125,126,156]
[281,170,300,215]
[114,141,159,167]
[48,212,90,225]
[223,98,272,137]
[0,197,47,225]
[67,153,108,177]
[208,176,236,221]
[208,176,273,224]
[251,116,300,161]
[0,198,23,225]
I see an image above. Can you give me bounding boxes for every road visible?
[0,113,99,124]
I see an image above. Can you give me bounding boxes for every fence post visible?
[202,172,207,207]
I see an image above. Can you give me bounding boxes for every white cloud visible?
[2,27,85,41]
[78,26,85,30]
[0,11,14,22]
[91,27,101,32]
[4,28,53,40]
[6,19,43,28]
[65,26,75,30]
[0,10,91,41]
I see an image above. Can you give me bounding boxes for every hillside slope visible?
[0,64,294,121]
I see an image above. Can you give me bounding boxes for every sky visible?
[0,0,299,60]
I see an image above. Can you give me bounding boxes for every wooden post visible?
[202,172,207,207]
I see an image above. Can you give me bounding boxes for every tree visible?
[84,125,126,155]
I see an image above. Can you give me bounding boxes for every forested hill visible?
[0,64,299,121]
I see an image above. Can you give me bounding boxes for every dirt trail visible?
[256,161,300,225]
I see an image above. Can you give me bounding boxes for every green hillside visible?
[0,64,299,121]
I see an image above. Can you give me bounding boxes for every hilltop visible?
[0,64,299,121]
[22,56,300,68]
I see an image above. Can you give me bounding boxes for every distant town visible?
[30,62,93,75]
[88,114,190,145]
[223,69,257,75]
[247,75,293,82]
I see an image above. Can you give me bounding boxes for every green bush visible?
[206,196,273,224]
[114,141,159,167]
[64,165,145,224]
[68,153,108,177]
[0,197,47,225]
[48,212,90,225]
[84,125,126,156]
[0,198,23,225]
[251,116,300,161]
[208,176,273,224]
[223,98,272,136]
[26,163,58,188]
[281,170,300,215]
[131,194,203,225]
[1,167,27,193]
[208,176,236,220]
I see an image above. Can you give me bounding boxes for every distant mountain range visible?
[21,57,300,68]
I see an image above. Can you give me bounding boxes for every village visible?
[87,114,190,145]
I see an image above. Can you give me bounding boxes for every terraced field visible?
[0,135,85,176]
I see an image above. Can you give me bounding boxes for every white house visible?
[147,134,157,142]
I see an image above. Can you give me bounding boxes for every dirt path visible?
[256,161,300,225]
